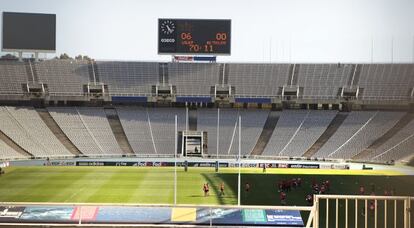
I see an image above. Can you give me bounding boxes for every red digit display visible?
[159,19,231,55]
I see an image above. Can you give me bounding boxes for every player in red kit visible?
[313,183,320,194]
[359,186,365,195]
[245,182,250,192]
[305,194,313,206]
[278,181,283,192]
[280,191,287,205]
[320,184,326,194]
[220,182,225,196]
[312,178,317,187]
[203,184,208,196]
[324,180,330,191]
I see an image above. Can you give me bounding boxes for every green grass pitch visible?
[0,166,238,205]
[0,166,413,227]
[0,166,413,205]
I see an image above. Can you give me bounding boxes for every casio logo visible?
[161,38,175,43]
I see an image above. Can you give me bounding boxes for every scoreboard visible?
[158,19,231,55]
[2,12,56,52]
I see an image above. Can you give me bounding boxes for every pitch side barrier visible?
[38,159,351,170]
[8,157,357,171]
[1,196,411,227]
[2,154,393,167]
[0,203,313,227]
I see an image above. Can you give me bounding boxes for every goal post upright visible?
[174,115,177,205]
[237,115,241,206]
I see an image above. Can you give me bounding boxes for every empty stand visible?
[353,113,414,160]
[36,108,82,156]
[197,109,239,156]
[0,139,26,160]
[77,107,124,155]
[228,109,269,155]
[262,110,337,157]
[117,107,186,155]
[346,64,361,87]
[188,108,197,131]
[220,63,229,85]
[35,60,90,95]
[96,61,159,95]
[24,60,38,83]
[227,64,289,97]
[303,112,348,157]
[250,111,280,155]
[358,64,414,100]
[262,110,309,156]
[297,64,351,99]
[0,60,27,95]
[278,110,337,157]
[316,111,404,159]
[0,59,413,162]
[0,104,412,162]
[48,107,123,156]
[0,60,413,102]
[168,63,220,96]
[0,107,72,157]
[287,64,298,86]
[366,116,414,162]
[0,129,31,158]
[147,108,186,155]
[117,107,156,155]
[48,107,103,156]
[314,111,377,158]
[104,108,135,155]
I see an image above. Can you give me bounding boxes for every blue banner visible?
[0,205,303,226]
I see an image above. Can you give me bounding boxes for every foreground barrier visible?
[0,202,313,227]
[0,195,412,227]
[313,195,412,228]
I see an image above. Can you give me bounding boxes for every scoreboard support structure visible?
[172,55,217,63]
[2,12,56,61]
[16,51,40,62]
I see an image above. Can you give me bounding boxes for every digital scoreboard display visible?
[158,19,231,55]
[2,12,56,51]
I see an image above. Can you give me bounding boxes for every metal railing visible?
[313,195,412,228]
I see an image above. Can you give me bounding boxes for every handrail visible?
[0,202,313,211]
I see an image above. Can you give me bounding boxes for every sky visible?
[0,0,414,63]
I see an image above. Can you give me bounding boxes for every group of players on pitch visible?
[202,177,324,205]
[203,182,226,197]
[277,177,318,206]
[359,184,396,215]
[202,178,396,212]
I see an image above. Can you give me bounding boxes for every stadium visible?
[0,0,413,227]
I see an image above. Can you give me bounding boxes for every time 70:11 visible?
[189,44,214,52]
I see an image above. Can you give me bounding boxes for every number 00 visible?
[216,33,227,41]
